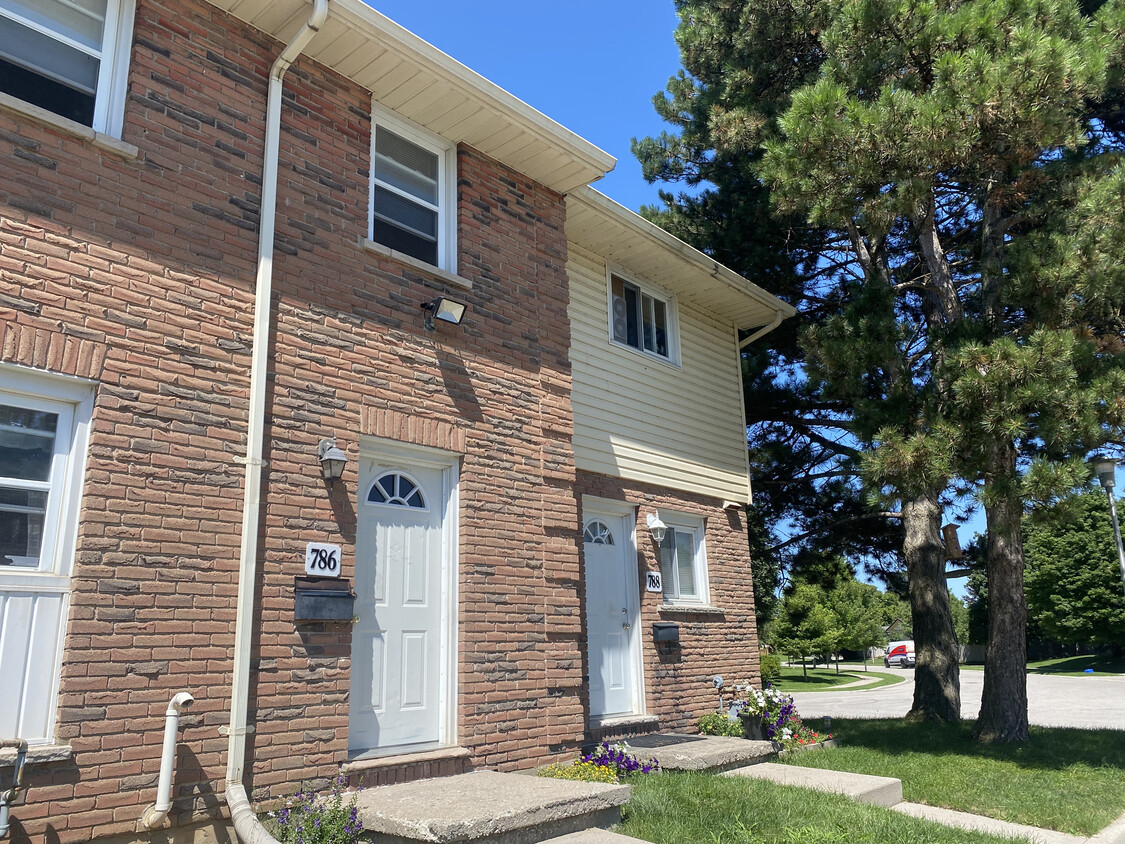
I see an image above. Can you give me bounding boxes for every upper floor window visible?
[369,104,456,272]
[609,273,676,363]
[0,0,134,135]
[657,513,708,605]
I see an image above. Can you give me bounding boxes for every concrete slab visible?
[542,831,650,844]
[353,770,630,844]
[893,802,1086,844]
[723,762,903,808]
[621,733,775,773]
[1090,808,1125,844]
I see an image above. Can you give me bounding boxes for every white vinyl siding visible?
[0,366,92,745]
[568,247,752,502]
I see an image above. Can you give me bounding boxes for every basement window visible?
[369,104,457,272]
[0,0,134,136]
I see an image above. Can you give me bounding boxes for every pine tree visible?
[760,0,1124,741]
[638,0,1125,740]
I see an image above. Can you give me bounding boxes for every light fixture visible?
[317,437,348,484]
[1094,457,1117,491]
[646,512,667,544]
[1091,456,1125,598]
[420,297,467,331]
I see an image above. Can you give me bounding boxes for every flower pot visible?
[740,713,766,741]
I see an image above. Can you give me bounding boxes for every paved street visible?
[791,668,1125,729]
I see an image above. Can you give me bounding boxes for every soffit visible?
[565,187,796,332]
[202,0,616,194]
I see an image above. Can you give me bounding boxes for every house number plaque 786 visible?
[305,542,342,577]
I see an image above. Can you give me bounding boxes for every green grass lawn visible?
[772,665,905,692]
[961,653,1125,676]
[779,718,1125,836]
[616,770,1011,844]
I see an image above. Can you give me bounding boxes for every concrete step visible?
[893,803,1086,844]
[722,762,903,808]
[352,770,631,844]
[543,830,651,844]
[620,733,776,773]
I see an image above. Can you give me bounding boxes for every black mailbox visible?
[653,622,680,654]
[294,576,355,622]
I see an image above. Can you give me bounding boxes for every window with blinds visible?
[369,111,455,272]
[0,0,132,133]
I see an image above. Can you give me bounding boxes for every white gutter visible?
[141,692,195,829]
[225,2,328,841]
[739,309,786,348]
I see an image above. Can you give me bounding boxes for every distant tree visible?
[772,582,839,676]
[948,592,970,648]
[1025,489,1125,650]
[826,578,888,672]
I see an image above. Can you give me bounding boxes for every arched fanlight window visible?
[583,520,614,545]
[366,472,427,509]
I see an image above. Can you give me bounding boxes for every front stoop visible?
[723,762,903,808]
[621,734,776,773]
[353,770,631,844]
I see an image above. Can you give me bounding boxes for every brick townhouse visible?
[0,0,794,841]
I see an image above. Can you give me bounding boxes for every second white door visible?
[583,505,641,719]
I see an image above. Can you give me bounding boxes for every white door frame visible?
[581,495,646,720]
[354,436,460,753]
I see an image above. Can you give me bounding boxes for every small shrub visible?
[760,652,782,681]
[581,741,659,776]
[698,712,744,737]
[537,760,620,783]
[265,777,363,844]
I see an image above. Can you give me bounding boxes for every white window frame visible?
[0,0,135,137]
[369,102,457,274]
[657,512,709,606]
[605,268,680,366]
[0,364,94,746]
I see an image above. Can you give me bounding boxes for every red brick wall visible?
[575,471,762,733]
[0,0,584,839]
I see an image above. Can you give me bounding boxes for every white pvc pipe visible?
[141,692,194,829]
[225,3,328,842]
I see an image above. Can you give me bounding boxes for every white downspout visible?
[141,692,194,829]
[224,2,328,841]
[739,309,785,349]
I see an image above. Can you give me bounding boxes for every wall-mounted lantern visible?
[646,512,667,544]
[317,437,348,484]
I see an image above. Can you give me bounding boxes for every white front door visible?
[583,504,641,719]
[350,452,454,755]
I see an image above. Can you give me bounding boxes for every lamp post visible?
[1093,457,1125,599]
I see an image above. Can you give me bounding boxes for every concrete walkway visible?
[726,758,1125,843]
[723,762,902,807]
[893,802,1087,844]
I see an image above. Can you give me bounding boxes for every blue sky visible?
[366,0,684,214]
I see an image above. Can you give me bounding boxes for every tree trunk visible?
[973,444,1029,743]
[903,489,961,722]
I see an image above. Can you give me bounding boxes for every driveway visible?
[791,669,1125,730]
